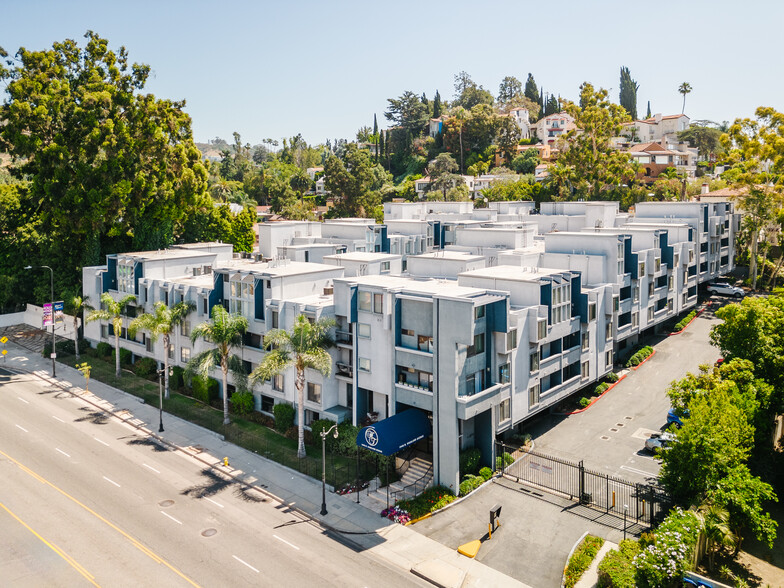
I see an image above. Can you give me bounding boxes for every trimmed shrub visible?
[595,382,610,395]
[673,310,697,332]
[564,535,605,588]
[111,347,132,367]
[192,375,219,405]
[96,342,112,357]
[579,397,592,408]
[495,451,514,470]
[606,371,619,383]
[597,539,640,588]
[169,366,185,391]
[133,357,157,378]
[229,390,254,415]
[273,402,295,433]
[625,345,654,368]
[459,447,482,477]
[459,474,484,496]
[479,466,493,481]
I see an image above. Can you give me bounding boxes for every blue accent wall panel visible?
[254,279,264,320]
[660,232,674,267]
[209,273,224,315]
[133,263,143,296]
[349,285,358,323]
[106,257,117,291]
[380,225,390,253]
[540,282,552,324]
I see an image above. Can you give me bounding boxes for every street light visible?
[25,265,56,377]
[320,423,339,516]
[156,367,170,433]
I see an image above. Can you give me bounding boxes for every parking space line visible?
[620,465,657,478]
[206,497,224,508]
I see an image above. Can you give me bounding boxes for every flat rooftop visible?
[339,274,492,298]
[221,260,343,277]
[460,265,571,282]
[323,252,400,262]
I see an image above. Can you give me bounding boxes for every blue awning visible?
[356,410,431,455]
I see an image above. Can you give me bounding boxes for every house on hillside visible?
[531,113,577,144]
[623,113,690,144]
[626,142,697,181]
[508,107,531,139]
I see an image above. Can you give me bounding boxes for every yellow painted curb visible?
[457,539,482,558]
[405,512,432,525]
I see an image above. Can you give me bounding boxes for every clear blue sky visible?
[3,0,782,147]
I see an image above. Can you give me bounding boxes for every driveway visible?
[521,303,724,485]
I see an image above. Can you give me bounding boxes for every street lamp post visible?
[320,423,339,516]
[156,367,166,432]
[25,265,55,377]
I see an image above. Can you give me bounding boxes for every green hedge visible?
[96,342,112,357]
[133,357,157,378]
[495,451,514,470]
[595,382,610,395]
[579,397,592,408]
[229,391,254,415]
[396,485,456,519]
[673,310,698,332]
[459,447,482,477]
[479,467,493,481]
[625,345,654,368]
[111,347,133,367]
[597,539,640,588]
[459,474,485,497]
[564,535,605,588]
[192,375,219,404]
[170,366,185,391]
[273,402,295,433]
[606,371,619,383]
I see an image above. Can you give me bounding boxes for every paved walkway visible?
[0,340,530,588]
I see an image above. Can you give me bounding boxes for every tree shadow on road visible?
[181,469,232,498]
[73,406,110,425]
[126,435,170,452]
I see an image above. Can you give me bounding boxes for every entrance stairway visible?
[346,455,433,513]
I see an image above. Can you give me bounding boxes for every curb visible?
[668,307,705,336]
[553,373,627,416]
[561,531,589,588]
[631,348,656,370]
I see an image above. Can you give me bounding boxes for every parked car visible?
[667,408,689,428]
[645,431,676,453]
[706,282,744,298]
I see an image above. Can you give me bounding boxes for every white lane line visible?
[103,476,121,488]
[232,555,260,573]
[142,463,160,474]
[52,415,65,423]
[273,534,300,551]
[15,424,28,433]
[94,437,110,447]
[620,465,658,478]
[161,511,182,525]
[17,397,29,404]
[206,497,224,508]
[56,448,71,458]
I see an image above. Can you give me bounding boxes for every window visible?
[228,280,254,316]
[667,299,673,312]
[272,374,284,392]
[474,305,485,320]
[307,382,322,404]
[581,361,589,379]
[373,293,383,314]
[180,320,191,337]
[688,249,695,263]
[605,323,613,341]
[498,398,511,424]
[358,323,371,338]
[168,343,174,359]
[261,395,274,413]
[581,332,589,351]
[668,275,674,291]
[499,363,510,384]
[305,410,319,426]
[417,335,433,352]
[145,336,153,353]
[529,383,540,407]
[117,263,134,294]
[400,328,414,337]
[655,258,661,272]
[632,312,639,328]
[648,282,654,297]
[271,310,279,329]
[648,306,654,321]
[473,333,485,354]
[633,284,639,302]
[465,370,484,395]
[639,261,646,276]
[358,291,372,312]
[613,296,619,313]
[359,357,371,372]
[588,302,597,322]
[164,290,169,306]
[606,350,613,368]
[537,319,547,340]
[180,347,190,362]
[506,329,517,350]
[202,298,208,315]
[530,349,540,372]
[381,261,390,273]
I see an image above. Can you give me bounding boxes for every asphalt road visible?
[0,370,424,587]
[523,301,724,485]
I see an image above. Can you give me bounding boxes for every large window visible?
[358,323,371,338]
[307,382,322,404]
[529,383,540,408]
[499,363,510,384]
[474,305,485,320]
[117,263,134,294]
[180,320,191,337]
[261,395,274,413]
[498,398,511,424]
[373,293,383,314]
[180,347,190,362]
[358,357,371,372]
[228,280,254,316]
[272,374,284,392]
[358,291,372,312]
[467,333,485,356]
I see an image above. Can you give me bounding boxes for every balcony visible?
[456,383,509,420]
[335,362,353,379]
[335,330,353,347]
[395,382,434,412]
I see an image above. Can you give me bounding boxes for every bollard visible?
[612,490,615,509]
[223,457,229,467]
[642,499,646,517]
[488,523,492,540]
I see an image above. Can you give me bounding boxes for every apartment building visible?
[83,200,739,493]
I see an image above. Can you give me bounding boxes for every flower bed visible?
[380,505,410,525]
[395,485,456,520]
[564,534,605,588]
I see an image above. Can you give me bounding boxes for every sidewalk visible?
[1,341,531,588]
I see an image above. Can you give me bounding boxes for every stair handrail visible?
[391,462,433,504]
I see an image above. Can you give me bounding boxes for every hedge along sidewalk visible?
[571,539,618,588]
[553,372,628,416]
[668,307,706,336]
[631,349,656,371]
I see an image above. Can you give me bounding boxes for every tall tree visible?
[497,76,523,105]
[556,82,636,199]
[426,153,461,198]
[86,293,137,378]
[452,71,493,110]
[496,114,522,163]
[646,100,652,119]
[544,94,559,116]
[129,301,195,398]
[0,32,209,278]
[250,314,335,459]
[678,82,693,114]
[618,66,639,120]
[678,122,723,160]
[188,305,248,425]
[721,107,784,289]
[373,114,379,162]
[66,295,93,361]
[323,144,378,217]
[384,90,429,136]
[432,90,442,119]
[524,73,539,103]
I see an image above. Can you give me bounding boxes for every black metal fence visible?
[498,443,670,528]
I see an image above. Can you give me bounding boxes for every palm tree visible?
[86,292,136,378]
[694,501,737,571]
[678,82,692,115]
[250,314,335,458]
[67,295,93,361]
[188,305,248,425]
[129,301,195,399]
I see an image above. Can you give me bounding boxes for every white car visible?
[706,282,744,298]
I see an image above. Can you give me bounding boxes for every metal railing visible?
[391,463,433,504]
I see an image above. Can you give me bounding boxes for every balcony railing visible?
[336,362,353,377]
[335,330,353,345]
